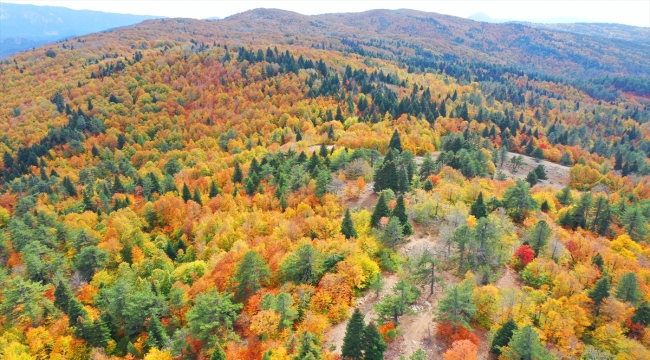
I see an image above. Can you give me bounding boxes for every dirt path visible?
[495,265,522,291]
[498,152,570,190]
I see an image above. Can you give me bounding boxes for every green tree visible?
[211,343,227,360]
[388,130,402,152]
[503,180,537,222]
[54,280,74,311]
[527,220,551,257]
[67,297,88,327]
[342,309,365,359]
[209,180,220,198]
[419,153,437,179]
[361,323,387,360]
[622,205,648,242]
[233,251,270,300]
[146,316,169,349]
[192,187,203,205]
[341,209,358,239]
[588,277,611,314]
[294,331,322,360]
[533,165,547,180]
[616,272,640,305]
[0,276,53,327]
[232,161,243,183]
[393,195,413,236]
[590,196,612,236]
[370,193,391,228]
[591,253,605,271]
[470,192,488,219]
[280,244,321,285]
[181,183,191,202]
[556,187,573,206]
[186,289,242,344]
[410,349,427,360]
[559,152,574,166]
[531,147,545,160]
[437,281,476,330]
[75,245,109,281]
[315,168,332,199]
[414,249,442,295]
[367,273,385,298]
[273,292,298,330]
[525,170,538,186]
[632,302,650,326]
[381,217,403,250]
[491,318,517,356]
[503,325,552,360]
[423,178,434,191]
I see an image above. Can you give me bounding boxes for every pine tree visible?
[525,170,538,186]
[622,205,648,242]
[540,200,550,212]
[341,209,358,239]
[503,325,552,360]
[503,180,537,223]
[234,251,270,300]
[232,161,243,183]
[556,187,573,206]
[533,165,547,180]
[370,193,391,228]
[146,316,169,349]
[632,302,650,326]
[590,196,612,236]
[524,141,535,155]
[423,178,434,191]
[181,183,191,203]
[67,297,88,327]
[559,152,573,166]
[588,277,611,314]
[315,168,332,199]
[382,217,404,250]
[209,180,220,198]
[388,130,402,152]
[361,323,387,360]
[437,281,476,330]
[54,280,73,311]
[419,153,436,179]
[295,332,322,360]
[85,318,111,348]
[531,147,545,160]
[192,187,203,205]
[393,195,412,236]
[341,309,365,359]
[491,318,517,356]
[211,343,227,360]
[335,105,344,121]
[113,176,124,193]
[470,192,488,219]
[616,272,640,305]
[591,253,604,271]
[527,220,551,257]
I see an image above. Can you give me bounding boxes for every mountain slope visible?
[0,2,160,58]
[0,8,649,360]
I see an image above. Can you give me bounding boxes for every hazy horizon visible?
[2,0,649,27]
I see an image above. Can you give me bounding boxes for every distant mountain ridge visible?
[0,2,161,58]
[468,12,650,44]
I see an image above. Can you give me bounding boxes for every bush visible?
[436,321,479,348]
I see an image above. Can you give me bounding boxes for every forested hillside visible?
[0,8,649,360]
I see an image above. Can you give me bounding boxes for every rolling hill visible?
[0,7,649,360]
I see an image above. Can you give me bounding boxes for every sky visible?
[3,0,650,27]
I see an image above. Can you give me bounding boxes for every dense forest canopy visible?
[0,8,649,360]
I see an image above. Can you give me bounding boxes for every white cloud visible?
[3,0,649,27]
